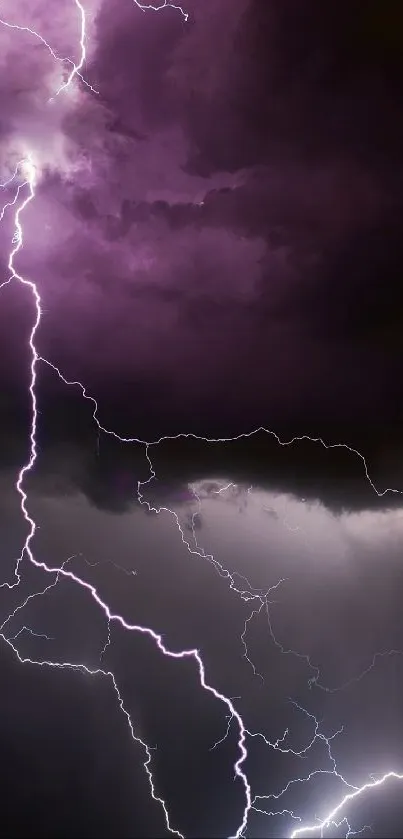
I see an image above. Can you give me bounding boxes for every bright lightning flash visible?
[0,2,402,839]
[290,771,403,838]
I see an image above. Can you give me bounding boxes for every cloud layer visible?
[1,0,402,459]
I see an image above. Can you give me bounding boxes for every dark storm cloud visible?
[36,0,401,446]
[1,0,403,507]
[2,412,402,517]
[3,7,403,838]
[168,0,403,174]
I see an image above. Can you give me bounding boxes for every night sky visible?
[1,1,403,837]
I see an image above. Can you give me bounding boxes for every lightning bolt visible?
[0,135,252,839]
[133,0,189,21]
[0,4,98,97]
[290,771,403,838]
[0,5,252,838]
[1,2,403,838]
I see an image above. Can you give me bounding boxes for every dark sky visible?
[0,1,403,837]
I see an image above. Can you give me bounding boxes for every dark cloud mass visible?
[1,1,403,838]
[0,0,400,443]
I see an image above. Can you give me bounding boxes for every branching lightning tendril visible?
[0,2,402,837]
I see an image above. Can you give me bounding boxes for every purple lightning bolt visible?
[133,0,189,20]
[0,3,252,837]
[0,1,98,97]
